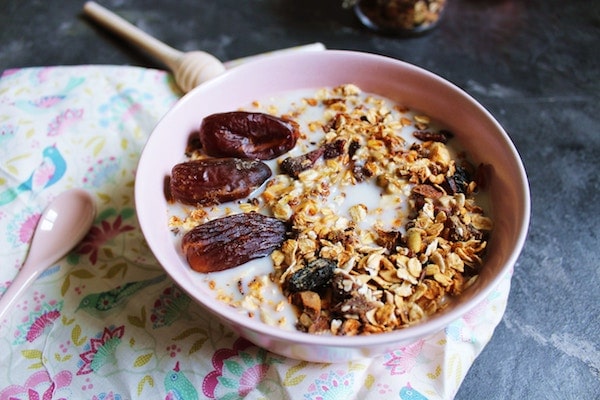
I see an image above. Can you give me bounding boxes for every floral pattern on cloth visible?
[0,66,512,399]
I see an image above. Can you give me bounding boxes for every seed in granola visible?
[286,258,337,293]
[406,227,423,254]
[414,114,431,125]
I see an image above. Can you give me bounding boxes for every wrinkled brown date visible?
[181,212,287,273]
[198,111,300,160]
[170,158,271,206]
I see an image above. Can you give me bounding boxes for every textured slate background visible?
[1,1,599,398]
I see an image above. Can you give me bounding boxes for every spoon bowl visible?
[0,189,96,321]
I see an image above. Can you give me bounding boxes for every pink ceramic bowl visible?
[135,50,530,363]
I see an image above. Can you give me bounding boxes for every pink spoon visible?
[0,189,95,321]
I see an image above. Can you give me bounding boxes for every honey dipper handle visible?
[83,1,182,70]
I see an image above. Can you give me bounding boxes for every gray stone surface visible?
[1,1,598,398]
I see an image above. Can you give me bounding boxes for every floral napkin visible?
[0,65,511,400]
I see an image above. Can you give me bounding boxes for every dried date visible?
[170,158,271,206]
[198,111,300,160]
[182,212,287,273]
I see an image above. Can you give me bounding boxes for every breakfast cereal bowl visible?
[135,50,530,363]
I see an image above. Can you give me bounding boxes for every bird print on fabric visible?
[164,361,199,400]
[0,145,67,206]
[76,274,167,317]
[400,384,429,400]
[12,77,84,114]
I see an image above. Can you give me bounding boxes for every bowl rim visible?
[135,49,531,349]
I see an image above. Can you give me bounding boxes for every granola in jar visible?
[353,0,448,36]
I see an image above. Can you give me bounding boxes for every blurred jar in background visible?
[354,0,447,36]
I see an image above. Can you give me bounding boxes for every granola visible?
[169,84,493,335]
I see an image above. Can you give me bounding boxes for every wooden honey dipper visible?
[83,2,325,93]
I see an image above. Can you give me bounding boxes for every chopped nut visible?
[292,291,321,320]
[340,318,361,336]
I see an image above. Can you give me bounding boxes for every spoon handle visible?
[0,260,42,321]
[0,189,95,323]
[83,1,182,70]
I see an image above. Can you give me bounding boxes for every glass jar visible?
[354,0,448,36]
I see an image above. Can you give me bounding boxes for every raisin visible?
[413,129,453,143]
[352,164,372,182]
[170,158,271,206]
[198,111,300,160]
[348,140,360,159]
[181,212,287,273]
[446,165,471,194]
[287,258,336,293]
[280,148,324,178]
[322,139,346,159]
